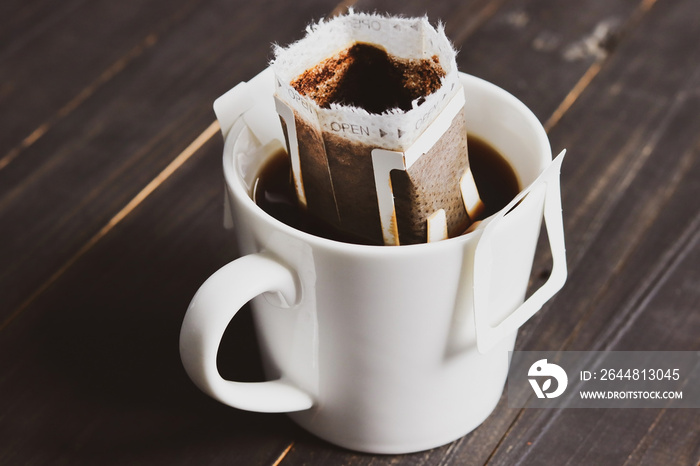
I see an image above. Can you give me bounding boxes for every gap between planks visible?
[271,443,294,466]
[0,33,159,172]
[487,1,690,462]
[0,0,209,172]
[0,120,220,332]
[0,0,356,335]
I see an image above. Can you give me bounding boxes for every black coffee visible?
[253,135,520,245]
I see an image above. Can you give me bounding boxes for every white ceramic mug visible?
[179,69,567,454]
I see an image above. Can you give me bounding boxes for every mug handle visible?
[473,150,567,354]
[179,252,314,412]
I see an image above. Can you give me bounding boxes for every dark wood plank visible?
[516,0,700,354]
[0,0,85,55]
[0,0,206,165]
[0,2,350,463]
[353,0,642,122]
[502,147,700,465]
[458,0,700,463]
[0,135,299,465]
[487,243,700,465]
[587,247,700,466]
[624,371,700,466]
[0,0,341,323]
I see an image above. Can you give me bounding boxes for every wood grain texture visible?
[0,0,205,167]
[1,0,698,464]
[0,136,299,465]
[0,0,340,462]
[353,0,642,122]
[0,0,341,322]
[472,0,700,464]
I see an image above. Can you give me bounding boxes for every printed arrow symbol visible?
[398,128,404,138]
[379,129,387,138]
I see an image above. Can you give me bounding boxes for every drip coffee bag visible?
[272,12,482,245]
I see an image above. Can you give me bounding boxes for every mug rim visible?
[222,72,551,255]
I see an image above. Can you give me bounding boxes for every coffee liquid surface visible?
[291,42,445,114]
[253,135,520,245]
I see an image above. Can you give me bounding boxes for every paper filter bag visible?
[271,11,482,245]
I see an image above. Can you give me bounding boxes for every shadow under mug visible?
[180,69,567,454]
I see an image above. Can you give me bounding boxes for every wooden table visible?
[2,0,699,464]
